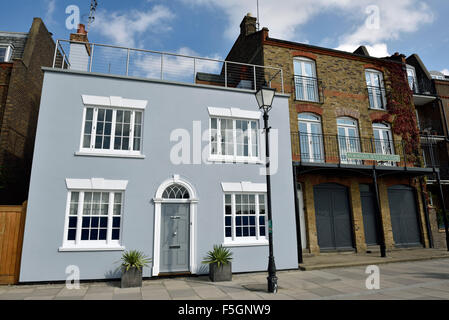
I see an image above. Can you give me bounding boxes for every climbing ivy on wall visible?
[384,63,421,164]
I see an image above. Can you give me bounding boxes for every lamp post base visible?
[267,275,278,293]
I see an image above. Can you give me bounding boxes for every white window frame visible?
[208,108,261,164]
[76,95,147,158]
[373,122,396,166]
[0,44,13,62]
[365,69,387,110]
[298,113,324,163]
[59,178,127,252]
[223,193,268,247]
[406,65,418,92]
[337,117,361,164]
[293,57,319,102]
[221,182,268,247]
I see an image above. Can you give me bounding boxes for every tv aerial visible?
[87,0,98,32]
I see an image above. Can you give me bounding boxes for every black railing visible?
[291,132,421,167]
[367,85,387,110]
[421,139,449,180]
[294,75,322,103]
[410,77,436,95]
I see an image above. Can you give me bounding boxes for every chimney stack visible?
[240,13,257,37]
[69,24,91,72]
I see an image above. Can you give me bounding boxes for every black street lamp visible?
[255,87,278,293]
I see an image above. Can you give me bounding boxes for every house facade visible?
[0,18,55,204]
[19,29,298,282]
[406,54,449,249]
[223,15,435,258]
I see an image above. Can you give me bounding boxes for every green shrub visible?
[202,245,233,267]
[120,250,151,271]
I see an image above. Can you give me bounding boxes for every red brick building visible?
[220,15,436,260]
[0,18,56,204]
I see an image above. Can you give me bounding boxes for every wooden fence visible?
[0,201,27,285]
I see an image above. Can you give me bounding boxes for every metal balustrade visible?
[52,39,284,93]
[291,132,422,167]
[367,85,387,110]
[421,138,449,180]
[294,75,322,103]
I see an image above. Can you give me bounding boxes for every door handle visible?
[173,231,177,237]
[169,245,181,249]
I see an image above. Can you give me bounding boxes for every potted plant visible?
[202,245,233,282]
[120,250,151,288]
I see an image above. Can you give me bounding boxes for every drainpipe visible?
[437,98,449,141]
[419,177,434,248]
[372,168,387,257]
[427,133,449,250]
[292,165,303,264]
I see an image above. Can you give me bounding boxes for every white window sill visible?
[59,246,126,252]
[208,156,263,165]
[75,151,145,159]
[222,240,269,248]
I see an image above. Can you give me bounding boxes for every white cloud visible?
[442,69,449,76]
[92,5,175,47]
[133,47,222,81]
[335,43,390,58]
[181,0,434,56]
[44,0,56,25]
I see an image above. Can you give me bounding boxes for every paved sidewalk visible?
[1,258,449,300]
[300,248,449,270]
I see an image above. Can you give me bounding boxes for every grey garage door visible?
[314,183,354,251]
[360,184,380,246]
[387,185,422,247]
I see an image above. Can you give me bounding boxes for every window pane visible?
[251,121,258,157]
[0,48,6,61]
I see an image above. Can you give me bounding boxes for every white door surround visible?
[152,175,198,276]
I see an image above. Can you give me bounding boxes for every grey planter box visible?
[209,262,232,282]
[121,267,142,288]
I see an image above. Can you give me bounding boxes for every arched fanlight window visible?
[162,184,190,199]
[298,113,321,122]
[337,117,358,127]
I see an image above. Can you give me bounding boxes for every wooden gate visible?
[0,201,27,284]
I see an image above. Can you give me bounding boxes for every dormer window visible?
[406,65,418,93]
[0,45,13,62]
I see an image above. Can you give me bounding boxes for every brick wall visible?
[0,18,56,204]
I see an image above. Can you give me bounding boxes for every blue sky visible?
[1,0,448,74]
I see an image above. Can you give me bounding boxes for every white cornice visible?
[82,95,147,110]
[66,178,128,190]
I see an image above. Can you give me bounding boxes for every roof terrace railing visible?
[52,39,284,93]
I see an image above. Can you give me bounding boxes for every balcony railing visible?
[52,39,284,93]
[421,138,449,180]
[291,132,421,167]
[410,77,436,96]
[294,75,322,103]
[367,85,387,110]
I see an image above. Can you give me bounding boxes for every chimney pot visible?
[240,14,257,37]
[77,24,87,35]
